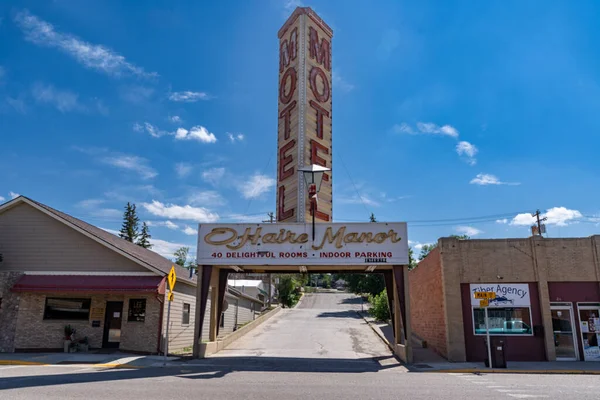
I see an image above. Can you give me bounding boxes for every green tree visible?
[408,247,417,270]
[368,289,390,321]
[418,243,437,261]
[185,257,197,271]
[276,275,301,308]
[136,222,152,249]
[119,202,139,243]
[450,234,470,240]
[174,247,189,267]
[321,274,332,288]
[339,273,385,297]
[369,213,377,222]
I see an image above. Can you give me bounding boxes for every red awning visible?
[11,275,165,293]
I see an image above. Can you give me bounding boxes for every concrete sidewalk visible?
[0,351,178,368]
[358,310,600,375]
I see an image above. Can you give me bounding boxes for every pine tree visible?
[136,222,152,249]
[119,202,140,243]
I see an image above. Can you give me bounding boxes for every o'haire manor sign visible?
[197,223,409,266]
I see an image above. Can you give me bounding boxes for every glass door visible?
[551,304,578,361]
[577,304,600,361]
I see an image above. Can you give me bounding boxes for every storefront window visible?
[44,298,91,320]
[127,299,146,322]
[473,307,532,335]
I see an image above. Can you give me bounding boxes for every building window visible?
[44,298,91,320]
[128,299,147,322]
[473,307,532,335]
[182,303,190,325]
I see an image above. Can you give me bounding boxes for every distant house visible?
[228,279,274,305]
[0,196,262,354]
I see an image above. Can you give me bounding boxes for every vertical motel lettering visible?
[278,21,332,222]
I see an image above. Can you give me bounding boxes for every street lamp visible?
[298,164,331,241]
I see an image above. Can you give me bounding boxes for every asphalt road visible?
[1,292,600,399]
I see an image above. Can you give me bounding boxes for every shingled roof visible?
[0,196,196,285]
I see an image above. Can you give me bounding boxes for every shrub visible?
[368,289,390,321]
[277,275,301,308]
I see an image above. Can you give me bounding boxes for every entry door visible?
[578,305,600,361]
[102,301,123,349]
[550,305,578,361]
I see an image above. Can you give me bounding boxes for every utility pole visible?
[263,212,275,223]
[532,209,547,237]
[262,212,275,308]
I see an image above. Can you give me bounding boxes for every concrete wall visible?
[408,247,447,358]
[0,203,148,273]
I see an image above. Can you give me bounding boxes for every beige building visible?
[410,236,600,363]
[0,196,261,354]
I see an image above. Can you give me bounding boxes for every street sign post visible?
[164,266,177,366]
[474,292,493,369]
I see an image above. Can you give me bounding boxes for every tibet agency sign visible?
[197,223,409,266]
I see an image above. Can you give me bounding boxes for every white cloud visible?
[337,194,380,207]
[455,226,482,237]
[392,123,415,135]
[146,220,179,230]
[496,218,508,224]
[174,126,217,143]
[120,85,154,104]
[9,191,19,199]
[175,162,192,178]
[31,82,84,113]
[332,71,354,93]
[182,225,197,235]
[187,190,225,207]
[168,91,210,102]
[6,97,27,114]
[142,200,219,223]
[14,10,157,79]
[416,122,459,138]
[101,154,157,179]
[456,141,478,165]
[510,207,583,227]
[75,198,121,219]
[148,237,194,259]
[0,196,4,202]
[238,173,276,199]
[202,167,225,185]
[283,0,303,13]
[470,173,520,186]
[227,132,245,143]
[223,214,266,223]
[169,115,182,124]
[393,122,459,138]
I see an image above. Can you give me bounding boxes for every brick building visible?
[0,196,262,354]
[410,236,600,363]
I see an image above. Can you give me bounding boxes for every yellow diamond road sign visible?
[474,291,496,300]
[168,265,177,292]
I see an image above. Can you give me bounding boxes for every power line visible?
[338,152,371,217]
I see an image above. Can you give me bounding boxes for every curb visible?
[293,292,305,308]
[0,360,47,366]
[427,368,600,375]
[356,311,395,353]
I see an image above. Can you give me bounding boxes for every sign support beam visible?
[193,265,212,358]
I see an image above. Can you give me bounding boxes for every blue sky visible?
[1,0,600,259]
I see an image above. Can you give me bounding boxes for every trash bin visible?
[484,338,507,368]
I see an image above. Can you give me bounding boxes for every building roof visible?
[12,275,166,293]
[228,279,263,288]
[0,196,195,285]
